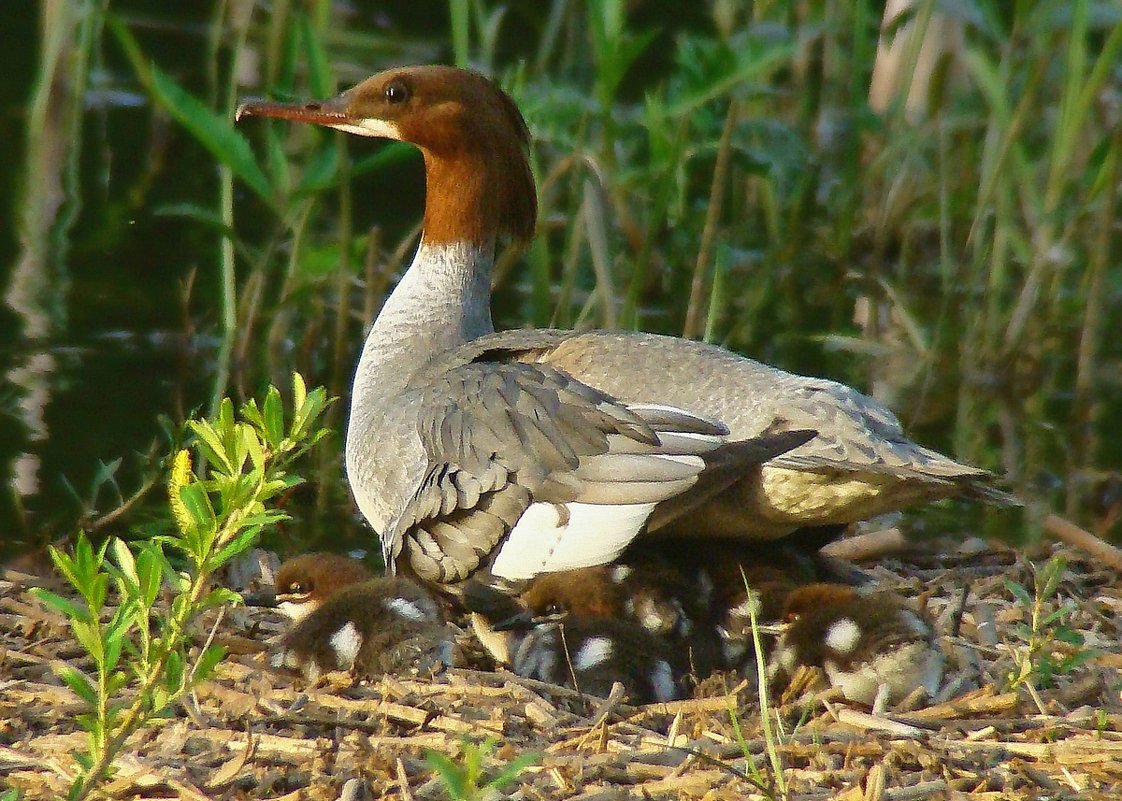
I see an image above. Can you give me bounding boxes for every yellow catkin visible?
[169,449,194,534]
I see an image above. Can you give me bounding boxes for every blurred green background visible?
[3,0,1121,561]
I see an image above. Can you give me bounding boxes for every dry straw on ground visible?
[2,535,1121,800]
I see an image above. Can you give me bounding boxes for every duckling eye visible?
[289,582,306,594]
[545,603,564,617]
[384,80,410,104]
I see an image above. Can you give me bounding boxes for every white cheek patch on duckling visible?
[824,617,862,654]
[769,642,798,679]
[649,660,678,702]
[384,597,427,622]
[573,637,614,670]
[637,604,667,634]
[278,600,315,623]
[610,565,633,583]
[329,622,363,668]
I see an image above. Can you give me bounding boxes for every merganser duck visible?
[511,562,722,677]
[509,615,684,703]
[619,536,837,671]
[767,583,944,707]
[463,581,684,703]
[236,66,1012,593]
[254,553,456,680]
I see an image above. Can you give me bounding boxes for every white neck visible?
[349,240,494,412]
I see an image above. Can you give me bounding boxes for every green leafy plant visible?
[425,737,538,801]
[1004,555,1097,690]
[31,374,330,801]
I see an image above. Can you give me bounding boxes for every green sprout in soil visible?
[425,736,539,801]
[31,374,330,801]
[1004,555,1098,691]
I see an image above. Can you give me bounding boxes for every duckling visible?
[704,561,801,671]
[513,563,722,677]
[623,538,825,671]
[463,580,685,703]
[252,553,456,680]
[510,615,684,703]
[767,583,944,708]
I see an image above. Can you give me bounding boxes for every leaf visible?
[1037,556,1067,601]
[262,384,285,448]
[264,125,291,198]
[241,398,266,430]
[149,64,274,204]
[109,538,140,595]
[136,542,167,607]
[292,373,308,416]
[298,12,334,97]
[486,751,539,791]
[71,620,105,665]
[210,529,267,570]
[56,665,98,706]
[425,751,468,798]
[192,643,228,684]
[178,483,218,554]
[29,588,89,623]
[1004,580,1033,607]
[1053,626,1086,646]
[164,650,185,699]
[187,420,234,475]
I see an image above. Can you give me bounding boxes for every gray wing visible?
[382,361,737,584]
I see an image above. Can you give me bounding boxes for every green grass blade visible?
[149,65,274,205]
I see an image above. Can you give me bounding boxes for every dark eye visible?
[384,80,410,104]
[545,603,564,617]
[290,582,306,594]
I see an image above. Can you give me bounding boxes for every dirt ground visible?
[2,535,1121,800]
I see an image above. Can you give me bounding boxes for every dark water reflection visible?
[2,3,266,557]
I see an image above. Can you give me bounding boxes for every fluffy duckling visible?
[767,583,944,708]
[253,552,456,680]
[463,580,685,703]
[516,563,722,677]
[623,538,826,671]
[510,615,683,703]
[699,555,807,671]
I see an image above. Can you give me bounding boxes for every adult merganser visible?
[236,66,1011,592]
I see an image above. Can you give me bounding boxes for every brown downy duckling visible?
[251,552,456,680]
[510,615,684,703]
[515,562,722,678]
[767,583,944,708]
[463,579,685,703]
